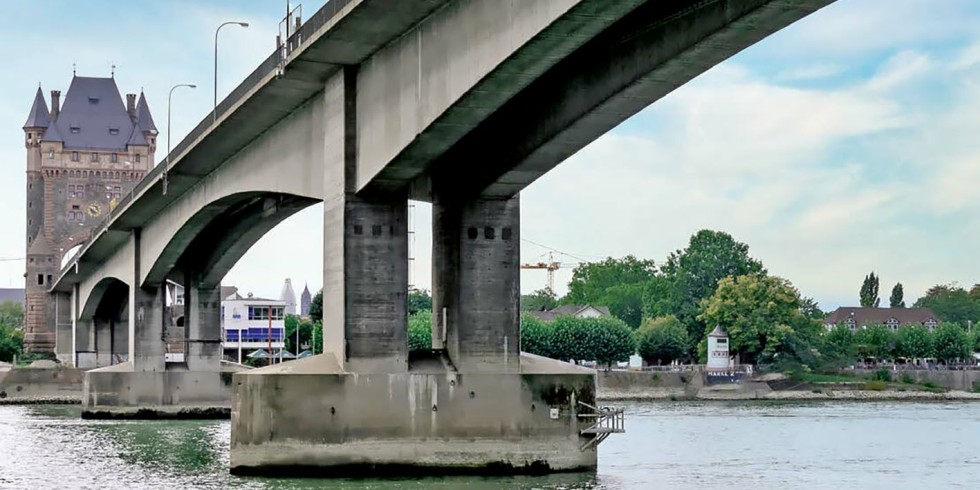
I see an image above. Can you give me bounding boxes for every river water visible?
[1,401,978,489]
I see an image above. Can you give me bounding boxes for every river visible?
[1,401,977,489]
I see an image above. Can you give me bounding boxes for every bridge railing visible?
[65,0,357,279]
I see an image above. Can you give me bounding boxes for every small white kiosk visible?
[707,325,730,371]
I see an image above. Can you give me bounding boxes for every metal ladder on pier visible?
[577,401,625,450]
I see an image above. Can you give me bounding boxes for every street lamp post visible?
[165,83,196,195]
[214,21,249,124]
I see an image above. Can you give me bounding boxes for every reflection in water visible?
[2,401,979,489]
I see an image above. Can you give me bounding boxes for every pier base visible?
[81,362,242,419]
[230,352,598,476]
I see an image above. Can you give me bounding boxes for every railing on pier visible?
[577,401,625,450]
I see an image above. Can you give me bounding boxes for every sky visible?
[1,0,979,311]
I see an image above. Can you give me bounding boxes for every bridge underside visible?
[48,0,836,475]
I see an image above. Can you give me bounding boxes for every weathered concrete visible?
[0,367,84,402]
[81,361,244,419]
[432,194,520,372]
[231,352,597,476]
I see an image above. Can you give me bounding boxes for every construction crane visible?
[521,252,577,293]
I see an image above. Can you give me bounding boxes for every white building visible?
[222,292,286,364]
[706,325,731,371]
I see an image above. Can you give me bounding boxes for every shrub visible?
[972,381,980,394]
[869,368,892,382]
[900,372,915,384]
[408,310,432,352]
[550,315,636,366]
[520,313,553,358]
[863,380,888,391]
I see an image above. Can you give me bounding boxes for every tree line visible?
[518,229,980,368]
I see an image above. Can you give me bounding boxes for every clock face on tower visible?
[87,203,102,218]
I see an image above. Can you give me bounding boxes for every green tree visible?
[656,230,765,349]
[854,324,894,360]
[968,329,980,353]
[408,288,432,315]
[859,272,880,307]
[914,284,980,327]
[549,316,593,362]
[0,326,23,362]
[799,296,825,320]
[519,313,553,358]
[820,324,856,364]
[698,274,818,364]
[0,301,24,329]
[889,283,905,308]
[564,256,656,329]
[284,314,316,354]
[894,324,933,359]
[408,309,432,352]
[635,315,689,365]
[520,288,558,312]
[549,316,635,366]
[933,323,970,362]
[591,316,636,368]
[309,289,323,323]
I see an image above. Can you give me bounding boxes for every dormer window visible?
[71,152,79,162]
[109,127,119,136]
[70,126,80,134]
[88,97,99,104]
[91,152,99,162]
[111,153,118,163]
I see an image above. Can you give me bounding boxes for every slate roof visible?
[24,87,50,129]
[528,304,611,323]
[41,76,151,150]
[126,124,148,147]
[708,325,727,338]
[0,288,25,307]
[824,307,940,326]
[136,92,157,133]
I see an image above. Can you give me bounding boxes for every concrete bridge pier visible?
[82,270,236,419]
[232,188,597,476]
[432,194,521,373]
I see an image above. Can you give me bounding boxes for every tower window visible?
[68,184,75,198]
[92,152,99,162]
[48,150,54,159]
[111,153,118,163]
[135,154,141,163]
[47,275,52,285]
[27,133,32,140]
[71,152,79,162]
[37,274,44,286]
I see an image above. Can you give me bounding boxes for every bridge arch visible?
[142,191,320,289]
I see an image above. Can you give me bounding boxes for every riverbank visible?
[595,369,980,402]
[597,387,980,401]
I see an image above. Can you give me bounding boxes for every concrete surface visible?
[231,352,599,476]
[81,361,242,419]
[0,366,84,403]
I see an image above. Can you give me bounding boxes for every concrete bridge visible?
[49,0,835,475]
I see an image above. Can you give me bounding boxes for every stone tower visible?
[300,283,311,318]
[23,76,156,355]
[280,278,297,316]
